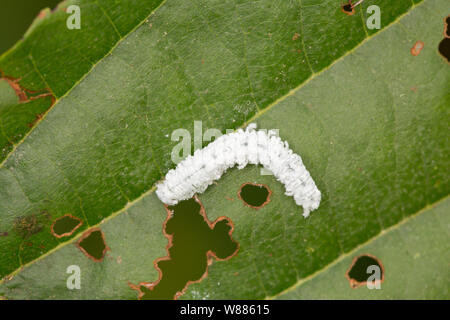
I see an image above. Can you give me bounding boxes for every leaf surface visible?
[0,0,449,299]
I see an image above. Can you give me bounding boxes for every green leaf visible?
[0,0,449,299]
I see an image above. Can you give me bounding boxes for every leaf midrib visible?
[0,0,425,287]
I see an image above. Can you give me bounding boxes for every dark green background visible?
[0,0,61,54]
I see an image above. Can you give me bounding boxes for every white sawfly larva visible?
[156,123,321,217]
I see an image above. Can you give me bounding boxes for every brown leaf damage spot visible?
[130,196,239,300]
[37,8,50,19]
[2,77,27,102]
[76,228,109,262]
[341,1,355,15]
[410,41,424,56]
[127,282,155,299]
[14,211,51,239]
[238,182,272,209]
[346,254,385,288]
[27,113,46,128]
[438,16,450,64]
[0,70,55,104]
[292,33,300,41]
[51,214,83,238]
[0,70,56,130]
[444,15,450,38]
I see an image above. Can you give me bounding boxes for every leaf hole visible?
[238,182,271,209]
[77,228,109,262]
[51,214,83,238]
[438,16,450,63]
[341,1,355,16]
[346,254,384,288]
[131,197,238,300]
[438,38,450,63]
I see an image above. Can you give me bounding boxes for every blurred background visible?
[0,0,61,54]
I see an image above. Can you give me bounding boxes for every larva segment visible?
[156,123,321,217]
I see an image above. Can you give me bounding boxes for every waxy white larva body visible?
[156,123,321,217]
